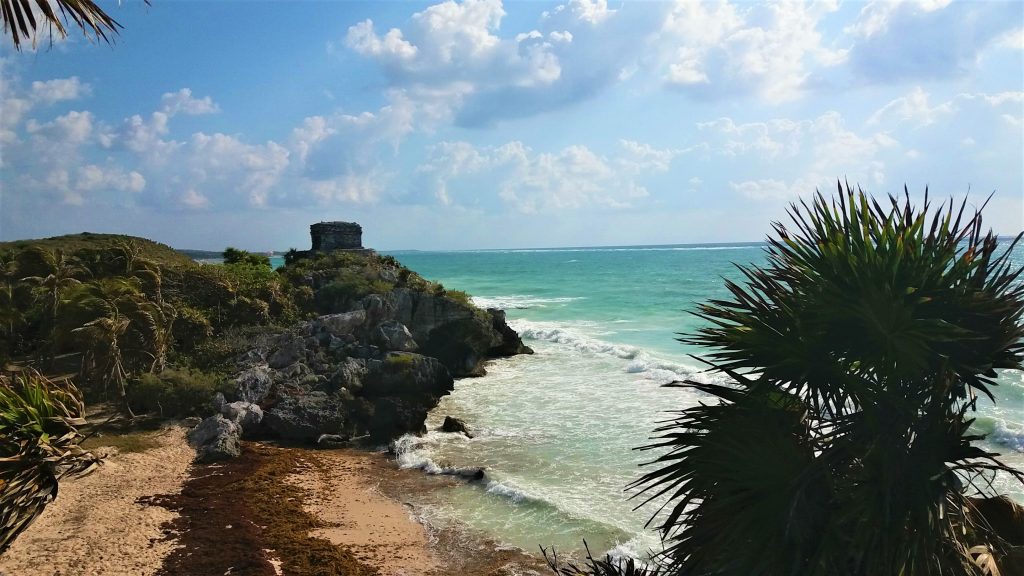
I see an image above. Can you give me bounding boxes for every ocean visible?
[380,242,1024,560]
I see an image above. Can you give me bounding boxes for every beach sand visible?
[0,425,194,576]
[0,427,547,576]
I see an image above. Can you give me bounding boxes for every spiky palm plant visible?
[0,369,99,554]
[1,0,119,50]
[632,184,1024,576]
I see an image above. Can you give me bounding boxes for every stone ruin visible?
[310,221,363,251]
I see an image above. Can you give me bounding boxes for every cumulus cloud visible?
[342,0,668,127]
[0,70,91,144]
[868,87,954,127]
[658,0,846,103]
[159,88,220,116]
[30,76,91,105]
[76,164,146,193]
[419,139,676,212]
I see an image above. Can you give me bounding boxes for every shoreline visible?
[0,425,549,576]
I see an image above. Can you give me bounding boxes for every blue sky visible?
[1,0,1022,251]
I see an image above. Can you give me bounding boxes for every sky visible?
[0,0,1022,251]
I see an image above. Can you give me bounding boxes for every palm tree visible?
[0,369,99,554]
[64,278,170,416]
[1,0,119,50]
[112,239,164,306]
[22,248,86,365]
[631,185,1024,575]
[0,252,26,364]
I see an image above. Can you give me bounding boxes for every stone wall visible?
[310,222,363,251]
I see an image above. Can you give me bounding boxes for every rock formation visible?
[187,226,533,458]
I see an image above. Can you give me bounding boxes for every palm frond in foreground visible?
[0,369,100,554]
[1,0,120,50]
[631,184,1024,575]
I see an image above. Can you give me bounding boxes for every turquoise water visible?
[383,242,1024,560]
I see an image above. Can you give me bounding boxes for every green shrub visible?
[316,269,393,312]
[127,368,232,418]
[223,247,271,268]
[172,305,213,351]
[446,290,473,307]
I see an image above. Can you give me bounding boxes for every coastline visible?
[0,425,548,576]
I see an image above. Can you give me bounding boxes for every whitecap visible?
[471,294,585,310]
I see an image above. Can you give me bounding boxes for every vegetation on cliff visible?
[0,235,465,401]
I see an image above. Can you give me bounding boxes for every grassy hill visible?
[0,233,195,267]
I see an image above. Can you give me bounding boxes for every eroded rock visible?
[188,415,241,462]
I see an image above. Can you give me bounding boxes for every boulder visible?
[439,415,473,438]
[329,357,368,393]
[361,353,453,397]
[222,401,264,430]
[268,333,307,369]
[374,321,418,352]
[263,391,346,442]
[234,364,273,403]
[188,415,241,462]
[487,309,534,356]
[316,310,366,336]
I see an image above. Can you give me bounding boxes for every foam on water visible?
[471,295,585,310]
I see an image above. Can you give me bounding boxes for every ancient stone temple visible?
[310,221,363,251]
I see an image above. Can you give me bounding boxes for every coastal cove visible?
[2,232,1023,574]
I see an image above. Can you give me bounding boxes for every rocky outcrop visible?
[375,289,531,377]
[440,416,472,438]
[486,309,533,357]
[188,415,241,462]
[219,315,456,445]
[201,254,531,453]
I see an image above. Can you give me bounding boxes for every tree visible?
[631,185,1024,575]
[222,246,271,268]
[0,252,27,364]
[1,0,119,50]
[63,278,171,416]
[21,248,86,364]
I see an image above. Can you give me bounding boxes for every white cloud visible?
[180,189,210,209]
[419,139,674,212]
[159,88,220,116]
[76,164,146,193]
[617,139,679,173]
[996,28,1024,50]
[346,20,418,61]
[659,0,846,103]
[30,76,91,105]
[846,0,953,39]
[868,87,954,127]
[707,111,897,201]
[560,0,615,25]
[26,110,95,145]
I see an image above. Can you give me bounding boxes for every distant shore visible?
[0,425,547,576]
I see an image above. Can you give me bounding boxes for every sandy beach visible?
[0,426,194,576]
[0,426,547,576]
